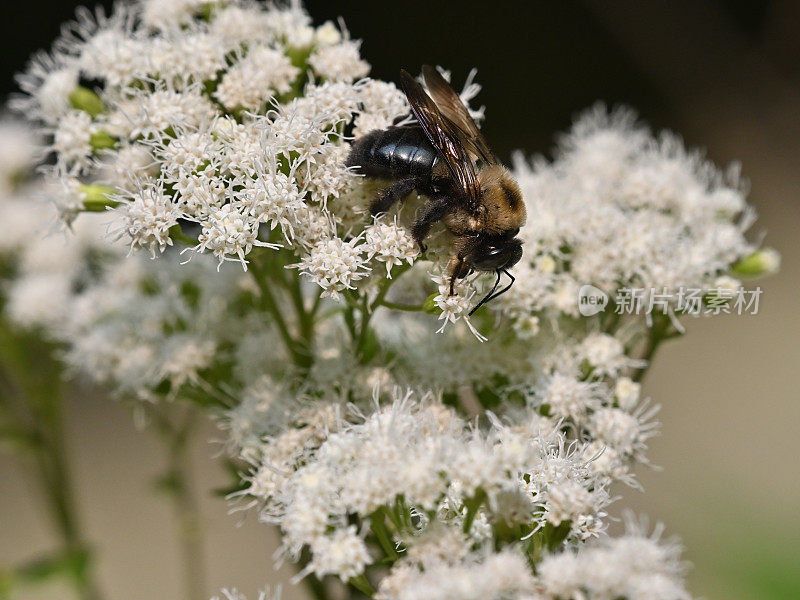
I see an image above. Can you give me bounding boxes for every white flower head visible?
[195,204,281,270]
[215,47,299,112]
[307,526,371,581]
[308,40,370,83]
[127,86,216,139]
[118,182,181,256]
[293,237,371,300]
[11,51,79,124]
[52,110,96,174]
[365,218,418,277]
[578,333,628,377]
[615,376,642,411]
[140,0,208,31]
[430,274,485,341]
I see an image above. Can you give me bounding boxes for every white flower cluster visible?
[0,119,40,196]
[227,389,691,597]
[12,0,424,290]
[500,104,759,324]
[233,390,611,579]
[0,120,125,334]
[8,1,779,599]
[536,515,690,600]
[376,548,535,600]
[0,114,689,597]
[210,587,281,600]
[56,252,241,399]
[375,515,689,600]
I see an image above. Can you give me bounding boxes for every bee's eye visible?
[472,239,523,271]
[473,245,511,271]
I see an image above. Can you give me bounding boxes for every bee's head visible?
[471,236,523,272]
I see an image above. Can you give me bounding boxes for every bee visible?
[346,65,525,314]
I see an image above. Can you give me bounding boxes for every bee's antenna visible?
[491,269,515,301]
[469,270,503,316]
[468,269,516,316]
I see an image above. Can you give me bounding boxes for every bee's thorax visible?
[477,165,526,234]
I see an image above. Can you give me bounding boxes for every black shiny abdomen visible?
[347,126,438,180]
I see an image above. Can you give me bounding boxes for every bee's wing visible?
[399,69,481,209]
[422,65,498,165]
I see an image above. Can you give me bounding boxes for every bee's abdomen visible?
[347,126,438,179]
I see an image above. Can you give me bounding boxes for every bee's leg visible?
[370,177,421,216]
[449,258,462,295]
[411,197,452,253]
[447,237,479,295]
[447,255,475,295]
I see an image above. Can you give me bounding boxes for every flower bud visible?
[89,131,117,151]
[68,86,105,117]
[732,248,781,277]
[80,184,118,211]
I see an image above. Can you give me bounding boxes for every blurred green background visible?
[1,1,798,599]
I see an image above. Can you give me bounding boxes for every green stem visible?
[343,304,359,345]
[151,405,207,600]
[633,315,681,382]
[294,547,328,600]
[249,259,310,370]
[349,574,375,597]
[353,263,412,361]
[286,269,315,366]
[0,325,103,600]
[168,224,198,248]
[355,295,372,359]
[462,488,487,534]
[370,508,398,561]
[376,300,422,312]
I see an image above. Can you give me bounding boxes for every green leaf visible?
[543,520,572,551]
[349,574,375,597]
[0,427,43,453]
[11,548,91,585]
